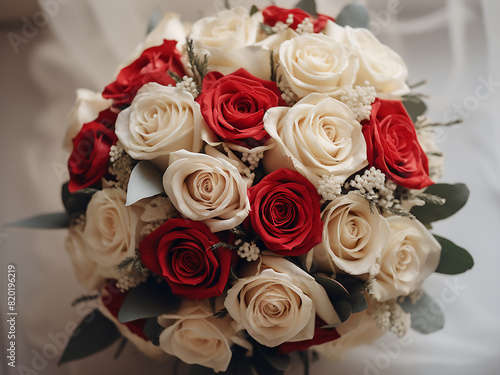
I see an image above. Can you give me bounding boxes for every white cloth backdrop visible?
[1,0,499,374]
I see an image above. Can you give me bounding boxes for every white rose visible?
[84,188,145,273]
[163,146,251,232]
[65,224,106,291]
[121,13,191,72]
[98,293,169,362]
[224,254,340,347]
[63,89,111,152]
[314,309,384,361]
[189,7,268,77]
[142,13,189,52]
[278,33,359,99]
[115,83,205,170]
[263,94,368,187]
[306,192,390,276]
[158,300,234,372]
[372,216,441,302]
[324,21,410,98]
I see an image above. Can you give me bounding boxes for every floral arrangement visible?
[16,2,473,374]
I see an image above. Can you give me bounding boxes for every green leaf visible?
[252,343,291,375]
[61,182,97,215]
[146,9,161,35]
[313,275,351,322]
[143,317,163,346]
[335,274,367,313]
[8,212,69,229]
[58,309,121,365]
[126,161,164,206]
[250,5,259,16]
[402,95,427,123]
[434,235,473,275]
[399,292,445,334]
[225,346,254,375]
[411,183,469,224]
[295,0,318,17]
[335,4,370,29]
[118,278,181,323]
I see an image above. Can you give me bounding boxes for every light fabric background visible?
[1,1,499,374]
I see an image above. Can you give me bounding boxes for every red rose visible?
[277,317,340,354]
[103,40,185,109]
[101,281,149,340]
[247,168,323,256]
[362,99,433,190]
[68,109,117,193]
[197,68,285,148]
[139,218,233,300]
[262,5,334,33]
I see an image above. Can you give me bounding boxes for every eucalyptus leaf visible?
[335,4,370,29]
[294,0,318,17]
[402,95,427,123]
[126,161,164,206]
[146,9,161,35]
[225,346,254,375]
[411,183,469,224]
[58,309,121,365]
[61,182,97,215]
[143,317,164,346]
[8,212,69,229]
[252,343,291,375]
[349,292,368,313]
[118,278,181,323]
[314,275,351,322]
[313,275,349,299]
[335,274,367,313]
[250,5,259,16]
[399,292,445,334]
[331,299,352,323]
[434,235,473,275]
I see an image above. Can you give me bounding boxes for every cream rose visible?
[115,83,205,170]
[324,22,410,98]
[158,300,234,372]
[263,93,368,187]
[125,13,189,68]
[314,309,384,361]
[189,7,264,76]
[306,192,390,276]
[372,216,441,302]
[163,146,251,232]
[142,13,188,52]
[224,254,340,347]
[83,188,145,273]
[277,33,359,99]
[65,224,106,291]
[63,89,111,152]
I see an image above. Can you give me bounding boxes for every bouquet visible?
[16,2,473,374]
